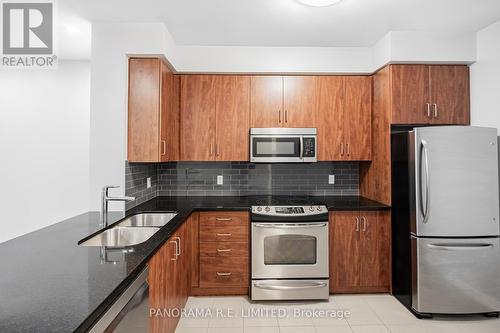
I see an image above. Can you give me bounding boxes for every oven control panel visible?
[251,205,327,216]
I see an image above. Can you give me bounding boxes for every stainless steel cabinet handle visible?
[340,143,344,156]
[427,243,493,251]
[216,272,232,276]
[173,236,181,256]
[285,110,288,123]
[216,233,232,236]
[346,143,350,156]
[170,240,178,261]
[433,103,438,118]
[426,103,431,118]
[420,140,430,224]
[161,140,166,156]
[278,109,281,123]
[254,223,327,228]
[361,217,367,232]
[254,281,327,290]
[355,217,360,232]
[209,143,213,156]
[215,217,232,221]
[217,249,232,253]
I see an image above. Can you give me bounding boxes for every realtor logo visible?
[1,0,57,68]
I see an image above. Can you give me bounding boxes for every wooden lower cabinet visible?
[192,211,250,296]
[329,210,391,293]
[148,220,190,333]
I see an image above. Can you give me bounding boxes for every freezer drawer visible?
[412,237,500,314]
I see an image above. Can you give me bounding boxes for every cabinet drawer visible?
[200,225,248,242]
[200,256,248,287]
[199,211,249,228]
[200,242,248,257]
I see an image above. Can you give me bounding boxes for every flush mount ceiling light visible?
[296,0,342,7]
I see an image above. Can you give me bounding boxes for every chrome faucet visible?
[100,185,135,227]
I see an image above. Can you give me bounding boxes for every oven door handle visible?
[254,281,328,290]
[253,223,327,228]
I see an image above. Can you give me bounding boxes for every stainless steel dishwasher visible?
[89,268,149,333]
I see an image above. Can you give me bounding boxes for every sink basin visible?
[117,212,177,228]
[80,226,160,247]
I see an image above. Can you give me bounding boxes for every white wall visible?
[89,23,166,211]
[471,20,500,130]
[0,61,90,243]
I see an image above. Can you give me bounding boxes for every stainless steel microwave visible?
[250,128,317,163]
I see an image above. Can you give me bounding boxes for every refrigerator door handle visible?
[427,243,494,251]
[420,140,430,224]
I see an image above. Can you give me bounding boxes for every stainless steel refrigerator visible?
[392,126,500,318]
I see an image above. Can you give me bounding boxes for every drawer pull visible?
[216,218,232,221]
[216,233,232,237]
[216,272,232,276]
[217,249,232,253]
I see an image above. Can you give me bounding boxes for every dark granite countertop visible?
[0,195,389,333]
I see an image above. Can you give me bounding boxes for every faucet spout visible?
[100,185,135,227]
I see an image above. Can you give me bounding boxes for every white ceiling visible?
[60,0,500,49]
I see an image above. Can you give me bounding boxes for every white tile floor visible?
[175,294,500,333]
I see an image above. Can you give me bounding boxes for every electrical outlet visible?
[328,175,335,185]
[217,175,223,185]
[146,177,151,188]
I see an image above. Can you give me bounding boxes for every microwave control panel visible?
[303,137,316,157]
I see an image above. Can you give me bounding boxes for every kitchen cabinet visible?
[391,65,470,125]
[148,222,190,333]
[316,76,372,161]
[193,211,249,295]
[181,75,250,161]
[329,210,390,293]
[127,57,180,162]
[250,76,316,128]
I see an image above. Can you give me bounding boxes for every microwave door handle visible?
[299,136,304,160]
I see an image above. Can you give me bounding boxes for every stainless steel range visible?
[250,204,329,301]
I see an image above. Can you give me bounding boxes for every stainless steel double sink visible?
[80,213,177,248]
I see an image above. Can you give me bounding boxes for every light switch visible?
[328,175,335,184]
[217,175,223,185]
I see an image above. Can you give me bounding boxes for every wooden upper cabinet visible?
[316,76,372,161]
[283,76,317,127]
[180,75,216,161]
[128,57,179,162]
[215,76,250,161]
[390,64,470,125]
[391,65,430,125]
[316,76,344,161]
[344,76,372,161]
[429,65,470,125]
[250,76,282,127]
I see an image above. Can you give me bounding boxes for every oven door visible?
[251,222,328,279]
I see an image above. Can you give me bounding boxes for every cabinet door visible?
[316,76,345,161]
[159,63,180,162]
[283,76,317,127]
[359,211,391,289]
[149,236,177,333]
[391,65,431,124]
[174,223,190,310]
[128,58,161,162]
[430,65,470,125]
[180,75,216,160]
[215,76,250,161]
[250,76,283,127]
[330,211,361,292]
[344,76,372,161]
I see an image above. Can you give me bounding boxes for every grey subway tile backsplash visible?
[126,161,359,208]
